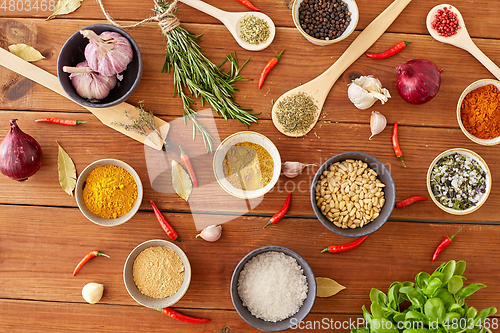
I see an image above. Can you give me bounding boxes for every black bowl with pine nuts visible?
[311,152,396,237]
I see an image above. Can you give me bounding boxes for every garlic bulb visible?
[282,161,315,178]
[63,61,117,102]
[369,111,387,140]
[81,30,133,77]
[82,282,104,304]
[196,225,222,242]
[348,75,391,109]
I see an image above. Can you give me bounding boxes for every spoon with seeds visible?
[271,0,412,137]
[426,4,500,80]
[179,0,275,51]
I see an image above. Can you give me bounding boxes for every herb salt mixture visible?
[239,15,270,45]
[276,92,318,134]
[430,152,487,210]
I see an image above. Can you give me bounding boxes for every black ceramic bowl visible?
[311,152,396,237]
[57,24,142,108]
[230,246,316,332]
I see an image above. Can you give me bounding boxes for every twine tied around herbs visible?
[95,0,180,35]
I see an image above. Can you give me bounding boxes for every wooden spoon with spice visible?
[271,0,412,137]
[426,4,500,80]
[178,0,275,51]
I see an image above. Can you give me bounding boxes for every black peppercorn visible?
[298,0,351,41]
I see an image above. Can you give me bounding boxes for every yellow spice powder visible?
[133,246,185,299]
[82,165,138,219]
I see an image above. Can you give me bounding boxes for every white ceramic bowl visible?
[292,0,359,46]
[457,79,500,145]
[213,131,281,199]
[123,239,191,308]
[75,159,143,226]
[427,148,491,215]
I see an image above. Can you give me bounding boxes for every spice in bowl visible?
[133,246,184,298]
[429,152,487,211]
[298,0,352,41]
[275,92,318,134]
[239,15,270,45]
[315,159,386,229]
[237,251,308,322]
[460,84,500,140]
[223,141,274,191]
[83,165,138,219]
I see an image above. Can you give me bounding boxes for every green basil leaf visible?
[444,312,461,322]
[352,327,370,333]
[442,260,456,285]
[435,289,455,310]
[403,329,437,333]
[454,261,467,276]
[448,276,464,295]
[423,278,443,297]
[393,313,406,323]
[400,286,426,308]
[371,302,384,318]
[448,303,463,312]
[467,307,478,319]
[363,305,373,324]
[369,318,398,333]
[416,272,431,289]
[388,282,403,311]
[430,271,445,282]
[457,283,486,298]
[424,298,446,323]
[371,288,388,306]
[473,307,497,326]
[405,310,429,323]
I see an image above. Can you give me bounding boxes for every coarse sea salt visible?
[237,251,308,322]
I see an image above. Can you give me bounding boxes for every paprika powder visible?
[460,84,500,139]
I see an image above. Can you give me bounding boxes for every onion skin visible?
[0,119,43,181]
[396,59,441,105]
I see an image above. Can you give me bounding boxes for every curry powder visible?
[83,165,138,219]
[223,141,274,191]
[461,84,500,139]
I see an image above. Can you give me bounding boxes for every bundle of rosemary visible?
[155,0,258,152]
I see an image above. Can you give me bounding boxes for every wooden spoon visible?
[179,0,275,51]
[272,0,412,137]
[0,47,169,150]
[426,4,500,80]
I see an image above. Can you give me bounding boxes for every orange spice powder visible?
[461,84,500,139]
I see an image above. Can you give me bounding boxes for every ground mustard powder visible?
[83,165,138,219]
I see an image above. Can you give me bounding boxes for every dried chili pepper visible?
[35,118,87,126]
[179,145,198,187]
[150,200,181,242]
[365,41,411,59]
[264,192,291,228]
[73,250,110,276]
[258,49,284,89]
[321,235,369,253]
[432,227,464,262]
[392,122,406,167]
[235,0,260,11]
[396,196,427,208]
[158,307,211,323]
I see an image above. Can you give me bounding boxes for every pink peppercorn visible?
[431,6,460,37]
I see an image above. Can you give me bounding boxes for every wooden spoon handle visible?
[464,40,500,80]
[0,47,169,150]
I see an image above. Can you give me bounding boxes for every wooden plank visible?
[0,204,499,314]
[1,110,500,222]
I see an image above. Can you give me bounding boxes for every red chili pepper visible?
[73,250,110,276]
[365,41,411,59]
[179,145,198,187]
[35,118,87,126]
[158,307,211,323]
[258,49,284,89]
[392,122,406,167]
[235,0,260,11]
[321,235,369,253]
[151,200,181,242]
[263,192,291,228]
[432,227,464,262]
[396,196,427,208]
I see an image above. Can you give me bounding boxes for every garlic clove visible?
[281,161,315,178]
[82,282,104,304]
[348,75,391,110]
[64,61,117,102]
[369,111,387,140]
[196,225,222,242]
[348,83,376,110]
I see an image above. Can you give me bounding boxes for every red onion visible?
[0,119,43,181]
[396,59,441,105]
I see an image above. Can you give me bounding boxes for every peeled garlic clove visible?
[281,161,315,178]
[81,30,133,77]
[369,111,387,140]
[64,61,117,102]
[196,225,222,242]
[82,282,104,304]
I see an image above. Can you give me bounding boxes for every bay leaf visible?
[47,0,83,20]
[8,44,45,62]
[172,160,192,201]
[57,142,77,196]
[316,277,346,297]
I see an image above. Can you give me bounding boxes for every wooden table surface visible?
[1,0,500,331]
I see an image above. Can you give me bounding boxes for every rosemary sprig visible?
[156,1,258,136]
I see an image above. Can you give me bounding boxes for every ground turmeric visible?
[83,165,138,219]
[461,84,500,139]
